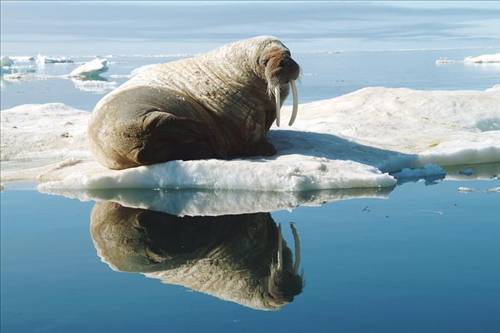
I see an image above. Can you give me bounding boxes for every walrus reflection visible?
[90,202,303,310]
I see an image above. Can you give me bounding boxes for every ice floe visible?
[1,56,14,67]
[464,53,500,64]
[36,55,74,65]
[0,103,91,176]
[435,58,456,65]
[69,58,108,78]
[392,164,446,180]
[457,186,478,193]
[71,78,117,93]
[10,56,35,63]
[2,86,500,192]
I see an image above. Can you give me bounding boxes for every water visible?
[1,1,500,110]
[1,1,500,332]
[1,179,500,332]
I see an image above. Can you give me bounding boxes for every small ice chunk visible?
[486,186,500,193]
[11,56,35,63]
[36,55,73,64]
[435,58,455,65]
[393,164,446,179]
[71,79,117,93]
[1,56,14,67]
[458,168,475,176]
[458,186,477,193]
[69,58,108,78]
[464,53,500,64]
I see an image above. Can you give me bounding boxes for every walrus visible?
[90,201,303,310]
[88,36,300,170]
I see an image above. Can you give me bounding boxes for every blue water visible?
[1,2,500,332]
[1,180,500,332]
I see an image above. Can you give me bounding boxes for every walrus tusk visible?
[288,80,299,126]
[274,86,281,127]
[290,222,301,274]
[277,223,283,270]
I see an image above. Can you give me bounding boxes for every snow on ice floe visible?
[2,86,500,192]
[0,103,91,178]
[69,58,108,78]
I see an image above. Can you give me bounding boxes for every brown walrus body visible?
[88,36,300,169]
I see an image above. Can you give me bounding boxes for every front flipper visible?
[239,138,277,158]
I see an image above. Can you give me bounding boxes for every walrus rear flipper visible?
[133,110,218,165]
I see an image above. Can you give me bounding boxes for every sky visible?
[1,1,500,55]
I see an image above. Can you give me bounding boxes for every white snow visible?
[464,53,500,64]
[2,86,500,192]
[0,103,90,177]
[69,58,108,78]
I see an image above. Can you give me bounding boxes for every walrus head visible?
[255,38,301,127]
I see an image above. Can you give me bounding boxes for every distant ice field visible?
[2,49,500,110]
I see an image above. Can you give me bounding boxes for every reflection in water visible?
[47,187,393,216]
[91,202,303,310]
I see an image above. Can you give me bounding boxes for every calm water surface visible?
[1,2,500,332]
[1,179,500,332]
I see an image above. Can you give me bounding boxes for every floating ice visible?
[2,86,500,191]
[0,103,90,173]
[1,56,14,67]
[392,164,446,180]
[71,79,117,93]
[435,58,455,65]
[464,53,500,64]
[10,56,35,63]
[69,58,108,78]
[487,186,500,192]
[36,55,74,64]
[458,186,477,193]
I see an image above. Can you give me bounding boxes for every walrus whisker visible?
[274,86,281,127]
[289,80,299,126]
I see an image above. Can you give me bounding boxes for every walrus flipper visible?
[239,138,277,158]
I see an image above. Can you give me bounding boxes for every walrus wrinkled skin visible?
[88,36,300,170]
[91,201,303,310]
